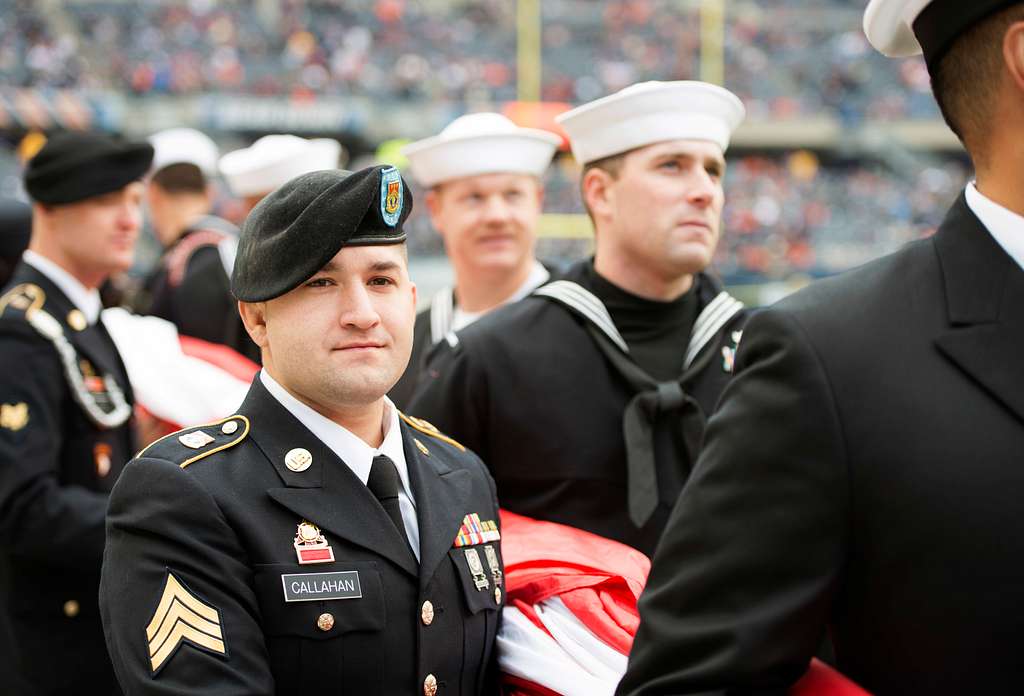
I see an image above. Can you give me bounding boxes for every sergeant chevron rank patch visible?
[146,572,226,675]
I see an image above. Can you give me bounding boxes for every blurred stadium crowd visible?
[0,0,972,287]
[5,0,939,120]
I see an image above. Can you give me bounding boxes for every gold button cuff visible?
[63,600,80,618]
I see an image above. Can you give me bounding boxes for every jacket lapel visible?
[934,195,1024,425]
[243,379,418,577]
[403,424,474,592]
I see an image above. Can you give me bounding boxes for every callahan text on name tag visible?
[281,571,362,603]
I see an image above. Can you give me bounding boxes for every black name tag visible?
[281,571,362,603]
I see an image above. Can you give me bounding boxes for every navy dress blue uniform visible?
[0,264,135,695]
[408,261,746,557]
[100,374,503,694]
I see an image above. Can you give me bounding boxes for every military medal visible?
[464,548,490,591]
[483,545,502,586]
[294,521,335,565]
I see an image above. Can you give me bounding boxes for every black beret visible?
[231,165,412,302]
[24,131,154,205]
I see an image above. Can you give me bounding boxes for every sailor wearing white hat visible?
[138,128,259,363]
[620,5,1024,695]
[409,82,748,558]
[219,134,343,213]
[390,113,560,407]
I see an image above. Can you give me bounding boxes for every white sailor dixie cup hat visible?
[148,127,220,177]
[555,80,746,166]
[864,0,1021,68]
[402,112,561,188]
[218,135,343,197]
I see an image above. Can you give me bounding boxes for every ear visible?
[581,167,615,221]
[1004,20,1024,92]
[533,179,545,208]
[424,188,444,238]
[237,300,269,349]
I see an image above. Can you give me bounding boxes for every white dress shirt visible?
[260,370,420,560]
[21,249,103,324]
[965,182,1024,272]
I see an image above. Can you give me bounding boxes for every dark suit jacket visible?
[618,196,1024,695]
[100,378,503,695]
[0,262,135,695]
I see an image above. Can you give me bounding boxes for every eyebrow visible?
[316,259,401,274]
[655,151,726,170]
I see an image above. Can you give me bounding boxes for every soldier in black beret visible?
[100,166,504,695]
[0,131,152,695]
[619,2,1024,695]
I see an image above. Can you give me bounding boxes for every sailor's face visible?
[255,245,417,412]
[608,139,725,278]
[427,173,542,275]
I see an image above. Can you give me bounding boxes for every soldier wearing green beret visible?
[0,131,153,695]
[99,166,504,695]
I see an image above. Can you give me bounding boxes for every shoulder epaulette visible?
[0,283,45,318]
[399,413,466,452]
[137,415,250,469]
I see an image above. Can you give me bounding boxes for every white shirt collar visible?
[21,249,104,324]
[259,370,414,503]
[965,183,1024,272]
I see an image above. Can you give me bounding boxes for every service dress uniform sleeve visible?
[617,306,849,695]
[0,324,109,564]
[101,452,274,694]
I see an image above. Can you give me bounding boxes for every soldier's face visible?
[251,245,417,412]
[604,139,725,279]
[46,182,144,280]
[426,173,542,276]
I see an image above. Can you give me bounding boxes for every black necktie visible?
[367,454,412,550]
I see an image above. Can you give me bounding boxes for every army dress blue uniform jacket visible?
[99,377,504,695]
[0,262,135,695]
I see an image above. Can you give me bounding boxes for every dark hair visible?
[150,162,207,194]
[931,5,1024,160]
[579,151,627,222]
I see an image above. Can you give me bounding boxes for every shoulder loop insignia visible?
[137,415,250,469]
[399,412,466,452]
[0,283,45,317]
[146,571,226,675]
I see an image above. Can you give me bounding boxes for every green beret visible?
[24,131,154,205]
[231,166,412,302]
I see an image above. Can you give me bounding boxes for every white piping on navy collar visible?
[535,280,744,370]
[684,291,744,369]
[534,281,629,353]
[429,286,455,345]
